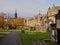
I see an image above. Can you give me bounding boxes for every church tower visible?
[15,9,17,19]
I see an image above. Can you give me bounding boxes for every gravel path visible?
[0,31,20,45]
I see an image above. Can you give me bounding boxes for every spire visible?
[39,12,41,15]
[48,7,50,14]
[53,4,55,7]
[48,7,50,10]
[15,9,17,19]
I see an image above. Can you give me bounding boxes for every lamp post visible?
[55,10,60,45]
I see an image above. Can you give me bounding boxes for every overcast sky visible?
[0,0,60,18]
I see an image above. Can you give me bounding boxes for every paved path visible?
[0,31,20,45]
[32,40,47,45]
[0,32,10,34]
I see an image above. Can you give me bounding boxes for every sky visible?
[0,0,60,18]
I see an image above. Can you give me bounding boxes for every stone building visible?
[47,5,60,32]
[24,13,47,32]
[45,5,60,33]
[47,5,60,42]
[47,5,60,24]
[24,17,35,30]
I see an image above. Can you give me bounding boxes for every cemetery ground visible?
[0,29,55,45]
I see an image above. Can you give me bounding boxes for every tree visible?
[0,16,5,28]
[11,18,24,28]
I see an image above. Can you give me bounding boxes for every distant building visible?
[4,10,24,29]
[14,9,17,19]
[24,13,47,32]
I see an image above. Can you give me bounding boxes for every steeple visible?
[15,9,17,19]
[53,4,55,7]
[48,7,50,10]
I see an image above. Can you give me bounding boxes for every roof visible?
[55,10,60,19]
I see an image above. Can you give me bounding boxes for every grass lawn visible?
[47,41,55,45]
[0,34,7,40]
[0,29,12,40]
[0,29,13,32]
[17,30,37,32]
[0,29,38,32]
[0,29,55,45]
[19,32,51,45]
[19,32,51,40]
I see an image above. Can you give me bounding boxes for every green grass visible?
[19,32,51,40]
[17,30,37,32]
[0,30,12,32]
[22,39,32,45]
[46,41,55,45]
[0,29,39,32]
[19,32,51,45]
[0,34,7,40]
